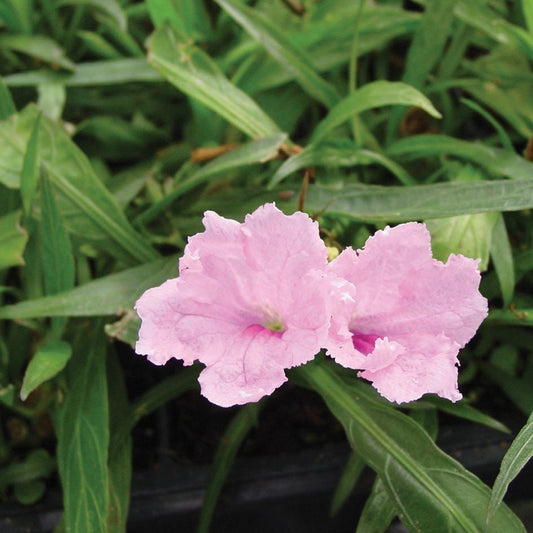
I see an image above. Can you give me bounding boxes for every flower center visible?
[261,308,285,332]
[351,331,380,355]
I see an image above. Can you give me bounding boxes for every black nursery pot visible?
[2,393,533,533]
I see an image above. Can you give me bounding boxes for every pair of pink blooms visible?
[135,203,487,408]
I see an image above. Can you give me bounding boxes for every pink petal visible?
[135,279,195,366]
[328,222,487,403]
[135,203,332,406]
[359,334,462,403]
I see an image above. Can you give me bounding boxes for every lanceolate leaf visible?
[214,0,339,108]
[388,135,533,181]
[294,359,525,532]
[0,75,16,119]
[40,172,75,296]
[356,477,397,533]
[147,23,281,138]
[20,340,72,401]
[0,34,75,70]
[4,59,162,87]
[20,113,41,218]
[106,351,132,533]
[303,179,533,222]
[0,105,158,263]
[137,133,287,225]
[490,214,515,307]
[269,143,414,188]
[56,326,110,533]
[0,257,176,320]
[312,81,441,143]
[487,411,533,524]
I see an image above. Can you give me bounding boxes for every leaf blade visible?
[312,81,441,143]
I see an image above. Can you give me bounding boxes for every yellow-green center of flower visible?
[261,309,285,332]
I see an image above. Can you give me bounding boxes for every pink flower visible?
[135,203,336,407]
[327,222,488,404]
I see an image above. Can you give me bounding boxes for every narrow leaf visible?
[0,34,75,70]
[56,326,109,533]
[0,105,158,263]
[388,134,533,181]
[137,134,287,225]
[0,257,176,320]
[5,58,161,87]
[490,214,515,307]
[312,81,441,143]
[215,0,339,108]
[56,0,127,32]
[269,143,414,188]
[303,179,533,222]
[0,75,16,119]
[330,450,365,516]
[40,171,75,295]
[523,0,533,33]
[147,23,281,138]
[106,351,132,532]
[20,340,72,401]
[455,1,533,61]
[356,477,397,533]
[294,359,526,532]
[487,411,533,523]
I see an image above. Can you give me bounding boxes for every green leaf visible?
[146,0,211,39]
[0,210,28,270]
[198,403,260,533]
[0,0,32,33]
[0,34,75,70]
[76,30,122,59]
[40,170,75,296]
[330,450,365,516]
[269,143,414,188]
[412,396,510,434]
[425,165,499,271]
[214,0,339,108]
[106,351,132,533]
[488,411,533,523]
[388,135,533,181]
[20,340,72,401]
[57,0,127,32]
[147,23,281,138]
[303,179,533,222]
[523,0,533,33]
[37,82,66,120]
[0,449,56,491]
[0,75,16,119]
[454,1,533,61]
[312,81,441,143]
[295,360,526,532]
[0,257,176,320]
[386,0,455,142]
[404,0,457,88]
[426,212,498,271]
[4,58,161,87]
[490,214,515,307]
[14,479,46,505]
[356,477,397,533]
[0,105,158,263]
[137,134,287,225]
[56,326,109,533]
